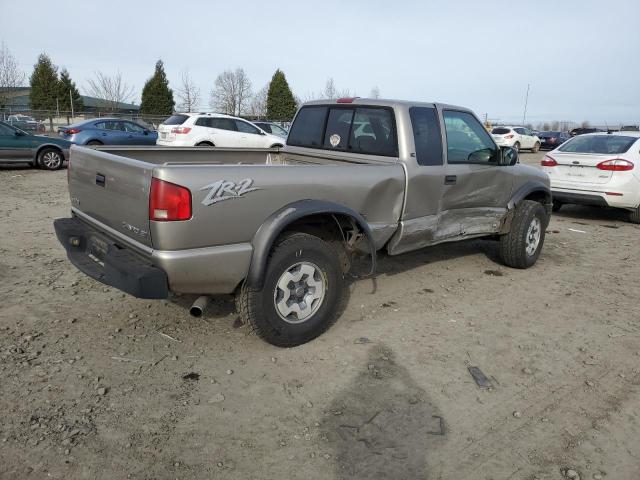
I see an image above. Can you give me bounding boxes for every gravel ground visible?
[1,152,639,479]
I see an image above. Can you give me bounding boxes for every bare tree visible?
[581,120,590,128]
[249,84,268,118]
[176,69,200,112]
[85,71,135,111]
[209,68,252,116]
[0,42,26,108]
[369,86,380,99]
[550,120,560,130]
[323,78,337,99]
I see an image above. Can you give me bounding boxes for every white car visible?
[156,113,285,148]
[491,126,541,152]
[541,131,640,223]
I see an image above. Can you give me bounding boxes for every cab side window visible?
[443,110,498,164]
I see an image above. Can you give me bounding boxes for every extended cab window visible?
[409,107,443,166]
[443,110,498,164]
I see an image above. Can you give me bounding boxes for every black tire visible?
[236,232,344,347]
[499,200,548,269]
[196,142,214,147]
[531,142,540,153]
[629,206,640,224]
[552,200,563,212]
[86,140,103,146]
[269,144,284,148]
[38,148,63,171]
[513,142,520,152]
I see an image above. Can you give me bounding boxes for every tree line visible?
[1,42,379,124]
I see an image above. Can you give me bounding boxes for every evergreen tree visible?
[57,68,83,121]
[29,53,59,129]
[140,60,174,115]
[266,69,297,121]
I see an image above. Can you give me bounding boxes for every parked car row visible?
[5,114,45,132]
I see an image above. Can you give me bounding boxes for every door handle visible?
[444,175,457,185]
[95,173,106,187]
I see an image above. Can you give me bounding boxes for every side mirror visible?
[14,130,24,136]
[500,146,519,166]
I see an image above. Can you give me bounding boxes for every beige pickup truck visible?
[54,98,551,346]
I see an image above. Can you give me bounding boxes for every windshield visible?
[559,135,637,154]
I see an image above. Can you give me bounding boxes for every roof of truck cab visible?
[300,97,471,112]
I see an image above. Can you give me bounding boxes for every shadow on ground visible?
[322,343,443,479]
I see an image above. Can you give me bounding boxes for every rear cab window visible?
[491,127,511,135]
[559,135,638,154]
[288,105,398,157]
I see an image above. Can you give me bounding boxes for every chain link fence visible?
[0,109,171,134]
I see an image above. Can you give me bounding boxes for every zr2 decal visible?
[200,178,260,206]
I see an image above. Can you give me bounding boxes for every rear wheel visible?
[86,140,103,146]
[531,142,540,153]
[38,148,63,171]
[499,200,548,269]
[629,206,640,224]
[236,232,344,347]
[552,199,563,212]
[196,141,214,147]
[269,144,284,148]
[513,141,520,152]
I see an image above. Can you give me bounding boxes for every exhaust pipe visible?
[189,296,210,318]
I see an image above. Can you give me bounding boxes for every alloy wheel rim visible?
[273,262,326,324]
[526,217,542,256]
[43,151,61,169]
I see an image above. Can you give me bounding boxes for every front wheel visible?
[531,142,540,153]
[236,232,344,347]
[38,148,63,170]
[499,200,548,269]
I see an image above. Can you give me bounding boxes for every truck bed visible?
[68,144,404,254]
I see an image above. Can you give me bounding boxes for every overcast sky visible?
[1,0,639,124]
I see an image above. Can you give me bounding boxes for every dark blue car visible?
[58,118,158,145]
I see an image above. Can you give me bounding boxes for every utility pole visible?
[70,90,74,119]
[522,83,530,126]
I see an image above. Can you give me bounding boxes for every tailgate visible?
[68,146,154,247]
[547,152,613,185]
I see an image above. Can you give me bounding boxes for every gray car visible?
[54,98,551,346]
[58,118,158,145]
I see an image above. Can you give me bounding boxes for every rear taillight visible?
[596,159,634,171]
[541,155,558,167]
[65,128,81,134]
[171,127,192,134]
[504,134,514,139]
[149,178,192,221]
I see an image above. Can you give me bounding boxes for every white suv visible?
[157,113,285,148]
[491,126,541,152]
